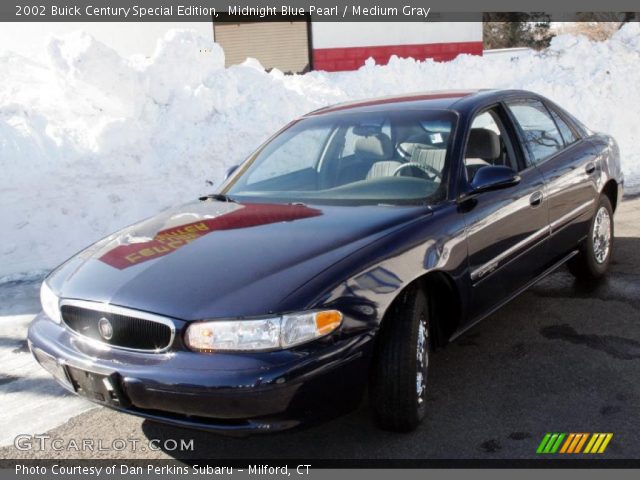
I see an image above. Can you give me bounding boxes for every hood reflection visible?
[99,203,322,270]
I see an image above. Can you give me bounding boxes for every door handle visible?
[529,191,544,207]
[585,162,596,174]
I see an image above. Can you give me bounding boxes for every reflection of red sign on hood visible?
[99,203,321,270]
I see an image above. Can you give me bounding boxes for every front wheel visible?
[568,195,614,280]
[369,287,430,432]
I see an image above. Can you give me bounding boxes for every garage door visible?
[214,21,311,73]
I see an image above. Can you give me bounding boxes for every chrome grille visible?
[60,301,174,352]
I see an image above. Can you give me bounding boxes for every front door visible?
[461,106,549,320]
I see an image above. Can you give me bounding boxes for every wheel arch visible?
[376,270,462,351]
[601,179,619,213]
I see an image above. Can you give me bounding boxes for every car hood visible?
[49,199,429,320]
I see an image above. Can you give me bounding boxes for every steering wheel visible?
[393,162,441,181]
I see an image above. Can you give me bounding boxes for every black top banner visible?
[2,1,639,21]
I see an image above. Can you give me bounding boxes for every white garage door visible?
[214,21,311,73]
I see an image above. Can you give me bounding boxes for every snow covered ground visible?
[0,278,94,447]
[1,24,640,278]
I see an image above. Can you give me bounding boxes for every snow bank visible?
[0,280,94,447]
[1,25,639,278]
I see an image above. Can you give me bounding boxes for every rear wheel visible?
[369,287,430,432]
[568,195,614,280]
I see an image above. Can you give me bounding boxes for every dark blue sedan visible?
[29,89,624,433]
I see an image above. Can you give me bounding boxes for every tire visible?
[568,195,614,281]
[369,286,430,432]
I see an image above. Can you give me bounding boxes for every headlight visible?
[40,281,62,324]
[184,310,342,352]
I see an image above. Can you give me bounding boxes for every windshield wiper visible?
[199,193,238,203]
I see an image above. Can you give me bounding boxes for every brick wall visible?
[312,41,483,72]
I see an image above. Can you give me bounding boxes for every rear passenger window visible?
[548,107,579,146]
[506,100,565,163]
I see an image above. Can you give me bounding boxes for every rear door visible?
[461,105,549,320]
[505,99,598,262]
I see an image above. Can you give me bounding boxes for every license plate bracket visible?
[31,346,74,391]
[66,366,130,408]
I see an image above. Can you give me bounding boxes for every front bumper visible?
[28,313,373,435]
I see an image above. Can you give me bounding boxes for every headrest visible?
[354,133,392,161]
[466,128,500,160]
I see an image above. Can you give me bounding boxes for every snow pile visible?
[1,25,639,278]
[0,280,94,447]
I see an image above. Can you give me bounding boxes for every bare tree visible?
[566,23,621,41]
[483,14,553,50]
[560,13,640,41]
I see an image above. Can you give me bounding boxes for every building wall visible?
[214,21,311,72]
[311,22,482,71]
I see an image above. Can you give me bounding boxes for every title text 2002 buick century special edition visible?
[29,90,623,433]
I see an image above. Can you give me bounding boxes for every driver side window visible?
[465,109,518,182]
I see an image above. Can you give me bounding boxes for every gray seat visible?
[411,147,447,174]
[466,128,500,161]
[337,133,394,185]
[354,133,393,161]
[355,133,398,180]
[398,133,446,180]
[366,160,403,179]
[465,128,501,180]
[398,134,430,159]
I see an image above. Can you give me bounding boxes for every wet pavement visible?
[1,198,639,461]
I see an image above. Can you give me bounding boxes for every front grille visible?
[61,303,174,352]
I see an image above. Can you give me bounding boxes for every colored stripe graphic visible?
[584,434,599,453]
[598,434,614,453]
[550,434,566,453]
[538,433,613,454]
[567,433,581,453]
[559,433,575,453]
[544,434,559,453]
[575,433,589,453]
[537,433,565,453]
[537,433,552,453]
[584,433,614,454]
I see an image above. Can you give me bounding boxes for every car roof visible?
[304,89,537,117]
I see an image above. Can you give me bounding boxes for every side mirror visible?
[224,165,239,181]
[470,165,520,193]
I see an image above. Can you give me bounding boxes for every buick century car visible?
[29,90,623,433]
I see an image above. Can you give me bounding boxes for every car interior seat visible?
[395,133,447,181]
[410,148,447,178]
[336,132,394,185]
[352,133,401,180]
[465,128,501,181]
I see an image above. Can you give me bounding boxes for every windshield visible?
[224,109,458,205]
